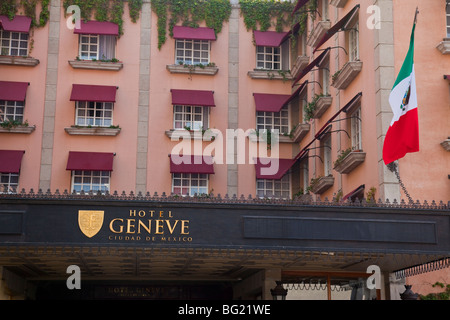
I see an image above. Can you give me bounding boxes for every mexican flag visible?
[382,23,419,165]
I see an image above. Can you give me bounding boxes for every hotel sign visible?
[0,198,449,258]
[78,209,192,243]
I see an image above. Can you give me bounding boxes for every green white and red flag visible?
[382,22,419,165]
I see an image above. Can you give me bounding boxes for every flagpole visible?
[386,7,419,205]
[414,7,419,25]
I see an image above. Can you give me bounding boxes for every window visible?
[172,173,208,196]
[320,58,330,96]
[256,46,281,70]
[447,2,450,37]
[0,173,18,193]
[79,34,116,60]
[256,105,290,134]
[175,39,210,65]
[256,40,289,71]
[322,135,332,176]
[301,159,309,192]
[75,101,113,127]
[299,32,307,56]
[350,107,362,150]
[0,100,24,123]
[0,30,28,56]
[173,105,209,130]
[256,174,291,199]
[322,0,329,21]
[348,21,359,61]
[301,91,308,123]
[71,170,110,193]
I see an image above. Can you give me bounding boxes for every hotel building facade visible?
[0,0,448,300]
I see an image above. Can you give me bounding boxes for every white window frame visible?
[71,170,110,194]
[175,39,210,65]
[79,34,99,60]
[0,173,19,194]
[256,39,290,71]
[172,173,209,196]
[0,30,28,56]
[323,135,332,176]
[301,159,309,192]
[321,61,330,96]
[75,101,113,127]
[322,0,329,21]
[256,105,290,134]
[256,45,281,70]
[301,92,308,123]
[78,34,116,60]
[0,100,25,123]
[350,107,362,150]
[348,21,359,61]
[446,2,450,37]
[173,105,209,131]
[299,32,307,56]
[256,174,291,199]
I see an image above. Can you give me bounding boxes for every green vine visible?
[0,0,50,28]
[290,0,317,47]
[420,282,450,300]
[63,0,144,36]
[304,93,324,122]
[239,0,316,54]
[239,0,294,32]
[0,0,18,20]
[333,147,352,168]
[151,0,232,50]
[128,0,143,23]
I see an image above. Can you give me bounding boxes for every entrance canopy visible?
[0,191,448,282]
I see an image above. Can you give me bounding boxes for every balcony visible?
[291,123,310,143]
[165,129,217,141]
[166,64,218,76]
[331,60,362,90]
[64,126,121,136]
[310,175,334,194]
[330,0,348,8]
[247,131,300,144]
[307,20,331,48]
[291,55,310,79]
[436,39,450,55]
[313,95,333,119]
[0,56,39,67]
[441,137,450,151]
[0,125,35,134]
[68,59,123,71]
[247,69,292,81]
[333,150,366,174]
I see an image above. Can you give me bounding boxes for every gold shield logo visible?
[78,210,104,238]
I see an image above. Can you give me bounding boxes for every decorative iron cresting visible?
[0,188,448,210]
[394,257,450,279]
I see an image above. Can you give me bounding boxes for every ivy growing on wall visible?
[291,0,317,35]
[151,0,232,50]
[0,0,50,28]
[1,0,143,35]
[239,0,294,32]
[239,0,317,49]
[63,0,144,35]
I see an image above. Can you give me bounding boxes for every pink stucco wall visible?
[393,0,450,203]
[0,19,49,191]
[1,0,448,202]
[49,6,140,192]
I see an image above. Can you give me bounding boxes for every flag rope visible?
[387,162,414,204]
